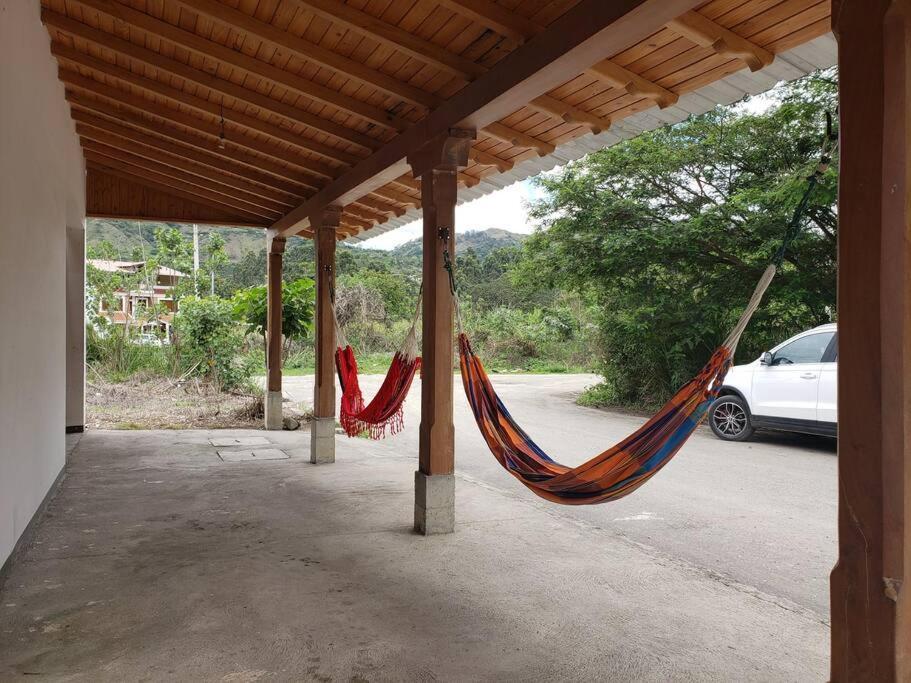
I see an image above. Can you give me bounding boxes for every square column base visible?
[414,471,454,535]
[310,417,336,464]
[264,390,283,430]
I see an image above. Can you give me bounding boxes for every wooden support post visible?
[830,1,910,679]
[264,231,286,430]
[311,206,341,464]
[407,129,475,535]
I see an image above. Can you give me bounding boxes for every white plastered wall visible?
[0,0,86,566]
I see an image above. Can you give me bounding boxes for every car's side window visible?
[772,332,835,365]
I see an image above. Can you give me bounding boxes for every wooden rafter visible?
[53,47,362,168]
[85,159,269,225]
[68,101,320,194]
[76,125,297,208]
[287,0,487,79]
[469,148,515,171]
[169,0,557,159]
[354,196,406,218]
[438,0,687,111]
[667,11,774,72]
[43,10,381,153]
[370,186,421,209]
[82,142,285,219]
[62,0,409,132]
[436,0,543,43]
[286,0,612,137]
[61,74,336,183]
[169,0,438,109]
[587,59,679,109]
[273,0,704,236]
[72,111,306,200]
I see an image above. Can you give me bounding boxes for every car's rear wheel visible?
[708,395,754,442]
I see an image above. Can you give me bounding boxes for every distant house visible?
[87,259,188,336]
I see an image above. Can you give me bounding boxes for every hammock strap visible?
[441,232,464,334]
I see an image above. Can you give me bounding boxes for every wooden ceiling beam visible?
[72,110,307,199]
[85,159,269,225]
[43,10,380,153]
[527,94,612,134]
[438,0,679,111]
[68,100,319,194]
[62,0,408,132]
[340,214,372,230]
[82,142,286,219]
[344,206,382,224]
[287,0,486,80]
[353,196,406,218]
[667,10,774,72]
[273,0,702,237]
[586,59,679,109]
[61,74,333,184]
[53,47,360,168]
[173,0,552,159]
[435,0,542,43]
[469,147,514,171]
[170,0,437,109]
[369,186,420,209]
[293,0,611,137]
[76,124,297,208]
[482,122,555,156]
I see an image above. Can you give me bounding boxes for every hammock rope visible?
[330,267,422,439]
[449,126,837,505]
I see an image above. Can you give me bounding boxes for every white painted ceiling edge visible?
[347,32,838,245]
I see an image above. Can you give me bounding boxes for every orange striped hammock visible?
[457,265,776,505]
[334,291,421,439]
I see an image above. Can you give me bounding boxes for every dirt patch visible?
[86,375,267,430]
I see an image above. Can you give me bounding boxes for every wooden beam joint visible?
[667,10,774,72]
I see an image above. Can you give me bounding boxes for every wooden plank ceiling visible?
[42,0,832,238]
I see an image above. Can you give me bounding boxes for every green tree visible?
[231,278,316,358]
[520,70,838,407]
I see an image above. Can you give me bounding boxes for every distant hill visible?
[87,219,265,261]
[87,221,526,269]
[391,228,525,259]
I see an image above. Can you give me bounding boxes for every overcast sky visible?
[356,178,544,250]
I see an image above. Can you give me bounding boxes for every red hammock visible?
[333,289,422,439]
[336,346,420,439]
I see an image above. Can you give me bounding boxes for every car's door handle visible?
[800,373,817,379]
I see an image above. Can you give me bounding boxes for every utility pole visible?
[192,223,200,295]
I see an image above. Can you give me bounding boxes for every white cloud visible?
[356,179,541,251]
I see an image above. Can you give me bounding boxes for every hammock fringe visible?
[337,346,420,440]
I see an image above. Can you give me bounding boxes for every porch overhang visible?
[40,0,832,239]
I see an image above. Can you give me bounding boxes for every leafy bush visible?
[178,296,252,391]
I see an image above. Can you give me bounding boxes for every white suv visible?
[708,323,837,441]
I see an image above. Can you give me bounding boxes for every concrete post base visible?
[264,390,283,431]
[310,417,336,464]
[414,471,455,535]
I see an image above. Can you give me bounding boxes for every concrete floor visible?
[1,413,829,680]
[284,373,838,617]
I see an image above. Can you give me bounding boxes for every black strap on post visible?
[771,111,838,267]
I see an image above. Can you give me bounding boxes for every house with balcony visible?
[87,258,187,336]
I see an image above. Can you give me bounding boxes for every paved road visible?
[282,372,837,621]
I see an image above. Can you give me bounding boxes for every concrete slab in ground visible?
[0,429,828,681]
[209,436,272,447]
[217,447,289,462]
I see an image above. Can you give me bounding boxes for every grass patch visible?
[281,355,588,376]
[114,421,146,430]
